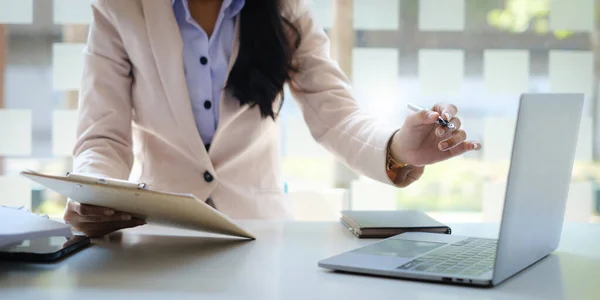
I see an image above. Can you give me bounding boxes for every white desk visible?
[1,222,599,300]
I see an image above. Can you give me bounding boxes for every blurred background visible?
[0,0,598,223]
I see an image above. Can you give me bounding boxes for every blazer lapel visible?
[141,0,207,162]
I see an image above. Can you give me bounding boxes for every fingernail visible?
[472,143,480,150]
[440,142,449,150]
[104,209,114,216]
[428,112,437,119]
[122,215,131,221]
[437,127,446,136]
[444,112,451,120]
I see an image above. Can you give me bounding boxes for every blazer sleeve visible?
[72,0,133,180]
[286,2,399,186]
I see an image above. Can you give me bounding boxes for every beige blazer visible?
[74,0,400,219]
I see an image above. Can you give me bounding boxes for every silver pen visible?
[407,103,456,130]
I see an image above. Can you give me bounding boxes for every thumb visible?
[405,110,439,127]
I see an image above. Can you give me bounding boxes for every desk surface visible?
[1,221,599,300]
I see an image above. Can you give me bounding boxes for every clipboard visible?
[20,170,255,240]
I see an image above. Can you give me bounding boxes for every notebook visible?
[340,210,451,238]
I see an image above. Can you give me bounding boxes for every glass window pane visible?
[0,0,597,223]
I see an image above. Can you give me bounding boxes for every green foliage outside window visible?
[487,0,574,39]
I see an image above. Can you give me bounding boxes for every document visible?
[0,207,72,248]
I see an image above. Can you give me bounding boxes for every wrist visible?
[386,131,409,172]
[385,131,425,187]
[389,131,409,166]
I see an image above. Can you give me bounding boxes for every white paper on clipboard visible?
[20,170,255,239]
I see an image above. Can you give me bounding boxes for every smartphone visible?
[0,235,91,262]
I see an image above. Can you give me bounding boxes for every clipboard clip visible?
[66,172,147,190]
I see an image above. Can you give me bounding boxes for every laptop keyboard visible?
[397,238,497,277]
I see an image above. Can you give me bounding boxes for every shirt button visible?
[204,100,212,109]
[203,171,214,183]
[200,56,208,65]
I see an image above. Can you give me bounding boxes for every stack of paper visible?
[0,207,72,248]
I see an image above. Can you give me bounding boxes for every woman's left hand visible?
[390,103,481,168]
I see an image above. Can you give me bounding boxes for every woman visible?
[64,0,480,237]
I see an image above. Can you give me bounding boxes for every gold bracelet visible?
[386,146,409,171]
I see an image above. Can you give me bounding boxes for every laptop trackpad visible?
[353,239,446,259]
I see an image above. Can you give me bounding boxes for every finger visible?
[464,141,481,151]
[67,213,135,223]
[84,229,117,238]
[435,117,462,137]
[77,219,146,232]
[70,201,131,220]
[432,103,458,121]
[439,130,467,151]
[405,109,440,127]
[84,225,139,238]
[70,201,115,217]
[447,141,481,157]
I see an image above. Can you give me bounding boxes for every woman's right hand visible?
[63,200,146,237]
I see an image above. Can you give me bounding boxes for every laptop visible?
[318,93,584,287]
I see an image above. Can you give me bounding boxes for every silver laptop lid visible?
[492,93,584,285]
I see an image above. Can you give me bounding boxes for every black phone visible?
[0,235,91,262]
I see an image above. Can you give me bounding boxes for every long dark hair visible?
[224,0,302,119]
